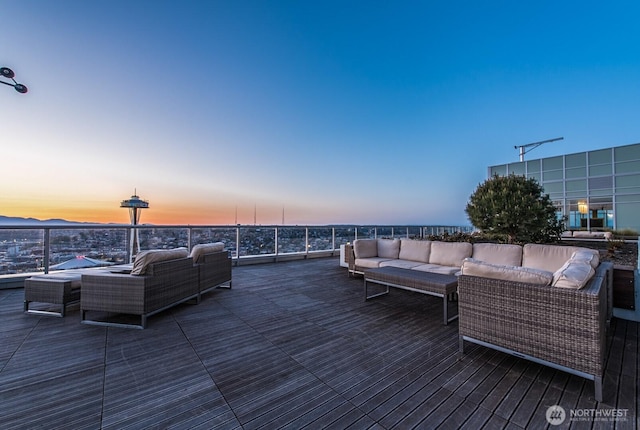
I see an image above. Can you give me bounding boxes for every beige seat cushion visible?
[377,239,400,259]
[379,259,423,269]
[355,257,392,269]
[398,239,431,263]
[411,264,460,275]
[522,244,597,273]
[190,242,225,264]
[461,258,553,285]
[472,243,523,266]
[131,248,189,275]
[429,242,472,267]
[353,239,378,258]
[552,260,595,289]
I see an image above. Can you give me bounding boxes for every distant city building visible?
[489,142,640,233]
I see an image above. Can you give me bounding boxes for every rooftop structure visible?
[1,258,637,428]
[489,142,640,233]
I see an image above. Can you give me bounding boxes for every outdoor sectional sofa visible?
[79,243,231,329]
[345,238,613,401]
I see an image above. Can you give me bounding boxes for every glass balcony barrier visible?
[0,224,474,278]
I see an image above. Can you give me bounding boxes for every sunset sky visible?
[3,1,640,225]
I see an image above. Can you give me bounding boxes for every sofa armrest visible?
[196,250,232,292]
[345,244,356,272]
[81,257,199,315]
[81,272,148,315]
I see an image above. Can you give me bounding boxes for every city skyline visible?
[3,1,640,225]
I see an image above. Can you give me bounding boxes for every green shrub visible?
[465,174,565,244]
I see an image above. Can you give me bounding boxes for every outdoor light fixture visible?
[578,201,588,214]
[0,67,28,94]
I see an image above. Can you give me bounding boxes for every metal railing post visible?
[235,227,241,261]
[43,228,50,274]
[332,227,336,252]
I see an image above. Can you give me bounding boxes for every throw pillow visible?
[552,260,595,289]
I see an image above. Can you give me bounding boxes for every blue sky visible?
[2,1,640,225]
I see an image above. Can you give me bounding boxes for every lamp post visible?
[0,67,28,94]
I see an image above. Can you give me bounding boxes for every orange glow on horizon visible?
[2,202,253,225]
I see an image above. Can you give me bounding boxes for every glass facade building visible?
[489,142,640,233]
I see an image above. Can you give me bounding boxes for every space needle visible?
[120,192,149,262]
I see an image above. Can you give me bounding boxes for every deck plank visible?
[0,258,638,429]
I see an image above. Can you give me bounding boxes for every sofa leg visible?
[594,376,603,402]
[459,336,466,355]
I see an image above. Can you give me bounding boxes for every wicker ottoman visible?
[24,272,83,317]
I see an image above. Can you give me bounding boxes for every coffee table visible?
[363,266,458,325]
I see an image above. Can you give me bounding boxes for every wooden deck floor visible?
[0,258,638,429]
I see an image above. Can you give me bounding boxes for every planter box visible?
[613,265,635,310]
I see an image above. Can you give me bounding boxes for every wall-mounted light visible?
[578,201,588,214]
[1,67,28,94]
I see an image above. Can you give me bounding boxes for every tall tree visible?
[466,174,565,244]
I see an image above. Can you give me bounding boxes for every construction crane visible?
[515,137,564,161]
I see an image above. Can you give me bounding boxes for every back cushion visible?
[522,244,597,273]
[353,239,378,258]
[190,242,225,264]
[399,239,431,263]
[472,243,523,266]
[377,239,400,259]
[461,258,553,285]
[131,248,189,275]
[429,242,473,267]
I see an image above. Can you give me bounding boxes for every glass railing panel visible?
[49,228,127,268]
[334,227,355,247]
[356,227,376,239]
[138,227,189,250]
[390,226,423,239]
[277,227,306,254]
[238,227,276,256]
[376,227,393,238]
[0,229,44,274]
[307,227,333,252]
[407,226,422,238]
[0,224,474,276]
[190,227,238,256]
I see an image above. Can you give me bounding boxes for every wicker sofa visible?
[346,238,612,401]
[458,243,613,402]
[80,248,199,329]
[80,244,233,328]
[345,238,477,276]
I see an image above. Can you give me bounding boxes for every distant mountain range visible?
[0,215,93,226]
